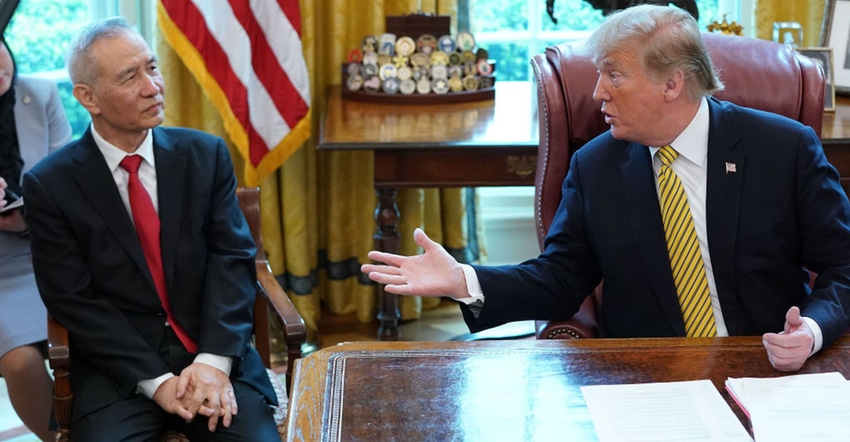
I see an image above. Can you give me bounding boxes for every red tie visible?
[120,155,197,353]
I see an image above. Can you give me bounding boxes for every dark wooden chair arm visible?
[47,315,72,442]
[237,186,306,394]
[255,258,306,393]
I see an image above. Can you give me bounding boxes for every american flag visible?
[158,0,311,186]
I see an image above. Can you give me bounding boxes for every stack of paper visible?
[581,380,753,442]
[725,372,850,441]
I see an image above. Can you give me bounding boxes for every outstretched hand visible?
[762,306,815,372]
[361,228,469,299]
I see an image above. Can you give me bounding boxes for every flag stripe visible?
[251,0,310,105]
[277,0,301,35]
[230,0,309,129]
[159,0,311,185]
[161,0,253,145]
[190,0,278,154]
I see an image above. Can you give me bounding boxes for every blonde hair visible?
[583,4,723,100]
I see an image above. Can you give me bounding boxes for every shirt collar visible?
[649,97,709,167]
[91,124,155,172]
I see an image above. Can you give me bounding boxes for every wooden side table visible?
[317,81,539,340]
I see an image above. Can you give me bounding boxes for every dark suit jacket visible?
[465,98,850,348]
[23,126,274,420]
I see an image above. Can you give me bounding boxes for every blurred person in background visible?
[0,35,72,441]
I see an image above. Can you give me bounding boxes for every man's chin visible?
[609,126,626,140]
[146,115,165,129]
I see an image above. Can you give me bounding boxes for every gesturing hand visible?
[176,362,238,432]
[762,306,815,372]
[361,228,469,299]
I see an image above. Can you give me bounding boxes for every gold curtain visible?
[156,0,466,337]
[755,0,827,47]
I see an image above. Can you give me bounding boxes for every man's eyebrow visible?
[117,66,137,80]
[149,55,158,64]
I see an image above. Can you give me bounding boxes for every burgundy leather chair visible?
[530,32,826,339]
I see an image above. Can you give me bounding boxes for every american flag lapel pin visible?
[725,162,737,174]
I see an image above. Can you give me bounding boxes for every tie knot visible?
[658,145,679,167]
[120,155,143,174]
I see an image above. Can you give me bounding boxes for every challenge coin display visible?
[342,27,495,104]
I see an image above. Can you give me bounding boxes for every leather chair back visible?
[531,32,825,250]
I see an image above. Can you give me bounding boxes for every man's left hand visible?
[762,306,815,372]
[176,362,238,432]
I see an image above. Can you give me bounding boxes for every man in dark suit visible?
[362,4,850,372]
[22,17,279,441]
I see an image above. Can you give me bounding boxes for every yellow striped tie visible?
[657,145,717,337]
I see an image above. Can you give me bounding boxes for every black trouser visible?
[71,327,278,442]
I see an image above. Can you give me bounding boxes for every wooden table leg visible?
[374,187,401,341]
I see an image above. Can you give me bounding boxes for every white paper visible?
[726,372,850,442]
[0,196,22,213]
[581,379,752,442]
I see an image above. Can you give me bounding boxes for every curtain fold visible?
[755,0,827,47]
[157,0,467,336]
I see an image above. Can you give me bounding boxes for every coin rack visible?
[341,13,496,105]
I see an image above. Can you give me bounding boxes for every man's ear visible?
[72,84,101,115]
[663,70,686,101]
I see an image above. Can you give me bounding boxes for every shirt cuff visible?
[801,316,823,355]
[135,354,232,399]
[137,373,174,399]
[194,353,233,376]
[455,264,484,305]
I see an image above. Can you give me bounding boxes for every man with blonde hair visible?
[363,4,850,372]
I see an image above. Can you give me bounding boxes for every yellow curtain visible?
[755,0,827,47]
[157,0,466,338]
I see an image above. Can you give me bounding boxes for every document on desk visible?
[581,380,752,442]
[725,372,850,441]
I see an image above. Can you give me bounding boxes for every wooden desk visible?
[285,336,850,441]
[822,96,850,193]
[317,82,539,340]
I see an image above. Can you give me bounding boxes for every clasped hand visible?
[152,362,238,432]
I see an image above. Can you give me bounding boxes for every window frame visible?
[462,0,752,81]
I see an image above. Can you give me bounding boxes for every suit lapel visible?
[705,98,745,333]
[69,131,152,283]
[620,143,687,335]
[152,128,187,290]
